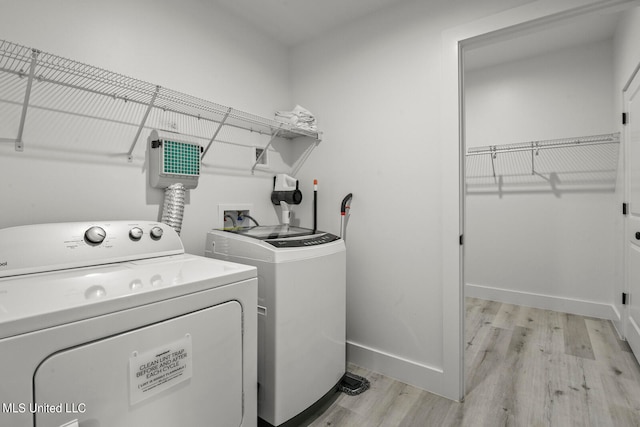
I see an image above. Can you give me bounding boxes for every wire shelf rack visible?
[0,39,321,165]
[465,132,620,186]
[466,133,619,157]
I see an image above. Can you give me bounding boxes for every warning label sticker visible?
[129,335,193,405]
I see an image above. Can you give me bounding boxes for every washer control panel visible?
[266,233,340,248]
[0,221,183,278]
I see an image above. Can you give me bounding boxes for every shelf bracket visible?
[251,127,281,174]
[531,142,540,175]
[202,107,232,160]
[127,85,160,162]
[531,143,535,175]
[13,48,39,152]
[490,146,497,179]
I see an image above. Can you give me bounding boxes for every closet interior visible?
[463,12,622,321]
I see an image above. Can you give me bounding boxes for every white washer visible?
[0,221,257,427]
[205,225,346,427]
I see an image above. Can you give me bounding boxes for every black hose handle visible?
[341,193,353,214]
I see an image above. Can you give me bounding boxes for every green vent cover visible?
[162,140,201,176]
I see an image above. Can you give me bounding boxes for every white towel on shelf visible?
[275,105,317,131]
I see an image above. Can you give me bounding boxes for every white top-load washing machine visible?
[0,221,258,427]
[205,225,346,427]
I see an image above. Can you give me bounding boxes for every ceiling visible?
[212,0,412,47]
[464,8,624,70]
[213,0,630,69]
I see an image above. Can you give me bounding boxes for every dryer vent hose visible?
[161,183,186,235]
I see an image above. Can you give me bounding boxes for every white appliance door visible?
[34,301,243,427]
[625,66,640,362]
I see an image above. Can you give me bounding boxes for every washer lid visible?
[226,225,317,240]
[0,254,256,340]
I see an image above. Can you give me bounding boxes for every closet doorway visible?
[458,0,640,399]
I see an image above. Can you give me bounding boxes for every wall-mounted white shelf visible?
[0,39,322,165]
[466,132,619,179]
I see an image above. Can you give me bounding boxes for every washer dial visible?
[150,226,164,240]
[129,227,143,241]
[84,226,106,244]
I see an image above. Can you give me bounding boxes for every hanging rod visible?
[466,132,620,157]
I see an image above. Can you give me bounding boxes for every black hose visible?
[313,184,318,233]
[341,193,353,215]
[243,214,260,226]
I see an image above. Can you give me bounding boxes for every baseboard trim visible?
[465,283,617,321]
[610,304,625,339]
[346,340,446,397]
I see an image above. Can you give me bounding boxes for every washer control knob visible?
[85,285,107,299]
[150,226,164,240]
[84,226,106,244]
[129,227,143,241]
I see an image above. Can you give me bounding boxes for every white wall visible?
[0,0,294,254]
[613,6,640,334]
[464,40,619,319]
[289,0,537,397]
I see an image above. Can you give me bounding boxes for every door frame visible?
[623,61,640,345]
[441,0,639,401]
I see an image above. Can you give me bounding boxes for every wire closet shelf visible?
[0,39,321,161]
[466,132,620,179]
[466,133,619,156]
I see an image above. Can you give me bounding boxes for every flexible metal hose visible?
[161,183,186,235]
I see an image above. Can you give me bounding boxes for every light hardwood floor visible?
[305,298,640,426]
